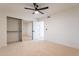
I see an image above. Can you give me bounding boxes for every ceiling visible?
[0,3,79,21]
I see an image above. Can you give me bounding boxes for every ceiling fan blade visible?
[24,7,35,10]
[38,7,48,10]
[38,10,44,14]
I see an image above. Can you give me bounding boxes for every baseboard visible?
[46,39,79,49]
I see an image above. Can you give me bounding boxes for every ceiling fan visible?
[24,3,49,14]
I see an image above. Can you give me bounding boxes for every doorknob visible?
[32,30,35,32]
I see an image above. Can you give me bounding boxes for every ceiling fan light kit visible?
[35,11,39,14]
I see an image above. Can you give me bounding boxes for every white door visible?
[33,21,44,40]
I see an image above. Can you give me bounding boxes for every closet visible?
[7,17,22,44]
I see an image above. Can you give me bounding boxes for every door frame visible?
[32,21,33,40]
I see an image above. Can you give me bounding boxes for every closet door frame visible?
[7,16,22,44]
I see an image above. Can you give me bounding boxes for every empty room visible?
[0,3,79,56]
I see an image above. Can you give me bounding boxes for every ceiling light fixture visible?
[35,11,39,14]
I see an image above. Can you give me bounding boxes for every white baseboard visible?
[46,39,79,49]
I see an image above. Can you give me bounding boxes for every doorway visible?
[7,17,22,44]
[32,21,44,40]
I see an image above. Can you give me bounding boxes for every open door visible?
[33,21,44,40]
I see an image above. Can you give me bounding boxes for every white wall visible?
[0,13,7,48]
[26,22,32,37]
[22,20,32,41]
[45,7,79,49]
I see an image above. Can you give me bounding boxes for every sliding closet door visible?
[7,17,22,43]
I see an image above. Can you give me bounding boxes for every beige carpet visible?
[0,40,79,56]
